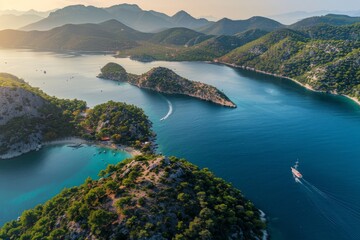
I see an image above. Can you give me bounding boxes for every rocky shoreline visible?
[218,61,360,107]
[0,136,145,160]
[98,62,237,108]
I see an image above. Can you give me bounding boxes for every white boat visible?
[291,167,303,178]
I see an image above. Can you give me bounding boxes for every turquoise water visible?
[0,144,130,225]
[1,49,360,239]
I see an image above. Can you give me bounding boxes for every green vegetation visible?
[98,63,237,107]
[220,24,360,101]
[198,16,283,35]
[117,29,268,61]
[0,155,266,239]
[150,27,211,46]
[81,101,154,151]
[0,73,86,156]
[0,74,154,156]
[291,14,360,30]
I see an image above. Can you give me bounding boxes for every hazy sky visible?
[0,0,359,19]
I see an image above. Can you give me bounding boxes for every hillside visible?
[0,20,149,51]
[150,27,211,46]
[0,155,266,239]
[98,63,237,108]
[219,25,360,101]
[0,74,154,158]
[0,73,86,159]
[171,10,210,29]
[198,16,283,35]
[21,5,113,31]
[291,14,360,29]
[118,29,268,61]
[22,4,210,32]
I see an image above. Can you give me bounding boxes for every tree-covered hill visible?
[149,27,211,46]
[0,155,266,240]
[198,16,283,35]
[0,20,149,51]
[117,28,268,61]
[290,14,360,30]
[219,24,360,101]
[98,63,237,108]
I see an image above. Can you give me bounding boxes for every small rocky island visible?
[98,62,237,108]
[0,154,266,239]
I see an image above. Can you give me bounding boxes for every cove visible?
[1,49,360,239]
[0,144,130,225]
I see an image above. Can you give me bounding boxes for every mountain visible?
[291,14,360,29]
[219,24,360,102]
[0,154,266,239]
[171,10,210,29]
[22,5,113,31]
[150,27,210,46]
[0,14,43,30]
[198,16,284,35]
[270,10,360,25]
[21,4,211,32]
[105,4,173,32]
[117,28,268,62]
[0,20,149,51]
[98,63,237,107]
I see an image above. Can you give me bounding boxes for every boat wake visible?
[160,97,173,121]
[293,165,360,239]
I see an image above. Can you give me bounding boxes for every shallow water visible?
[1,49,360,239]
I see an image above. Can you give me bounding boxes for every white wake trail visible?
[160,98,173,121]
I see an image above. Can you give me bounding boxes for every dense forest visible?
[0,155,266,240]
[219,24,360,100]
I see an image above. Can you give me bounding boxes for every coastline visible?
[217,61,360,107]
[0,137,142,160]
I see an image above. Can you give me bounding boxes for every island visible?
[97,62,237,108]
[0,154,267,239]
[0,73,154,159]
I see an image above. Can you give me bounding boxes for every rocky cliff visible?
[0,73,86,159]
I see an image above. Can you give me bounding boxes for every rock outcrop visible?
[98,62,237,108]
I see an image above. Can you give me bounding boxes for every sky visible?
[0,0,359,19]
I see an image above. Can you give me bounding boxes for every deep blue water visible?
[1,49,360,239]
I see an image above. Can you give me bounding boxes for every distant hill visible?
[171,10,210,29]
[22,5,112,31]
[0,14,43,30]
[270,10,360,25]
[198,16,283,35]
[302,23,360,41]
[291,14,360,29]
[150,27,210,46]
[21,4,211,32]
[117,28,268,61]
[0,20,149,51]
